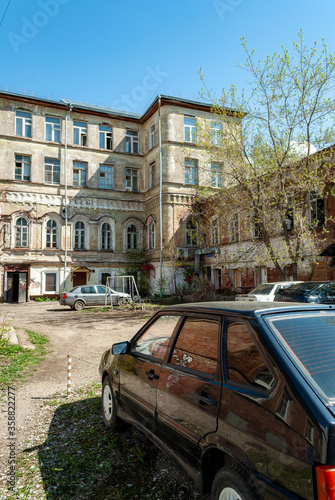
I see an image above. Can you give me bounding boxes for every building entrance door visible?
[6,272,28,303]
[73,271,87,287]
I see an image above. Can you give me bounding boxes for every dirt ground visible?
[0,302,159,484]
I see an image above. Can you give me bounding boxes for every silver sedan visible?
[59,285,132,310]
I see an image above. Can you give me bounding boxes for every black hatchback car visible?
[99,302,335,499]
[274,281,335,304]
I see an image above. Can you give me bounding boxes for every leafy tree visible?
[197,31,335,280]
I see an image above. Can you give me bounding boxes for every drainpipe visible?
[62,101,73,292]
[158,96,163,298]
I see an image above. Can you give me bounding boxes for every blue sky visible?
[0,0,335,113]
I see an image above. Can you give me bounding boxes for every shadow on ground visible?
[23,394,203,499]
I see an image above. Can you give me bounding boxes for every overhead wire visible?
[0,0,11,29]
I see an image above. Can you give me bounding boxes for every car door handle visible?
[146,369,159,381]
[196,391,217,407]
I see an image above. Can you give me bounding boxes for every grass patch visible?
[0,330,49,395]
[5,382,201,500]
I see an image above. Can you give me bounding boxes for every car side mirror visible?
[112,341,130,355]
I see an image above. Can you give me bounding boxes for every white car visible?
[235,281,303,302]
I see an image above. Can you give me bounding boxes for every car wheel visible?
[102,377,124,431]
[74,300,85,311]
[118,298,129,306]
[211,465,260,500]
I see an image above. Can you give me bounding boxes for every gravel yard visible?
[0,302,206,499]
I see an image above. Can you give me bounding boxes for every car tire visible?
[74,300,85,311]
[211,464,260,500]
[102,377,124,431]
[118,298,129,306]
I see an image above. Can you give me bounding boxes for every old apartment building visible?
[0,90,233,302]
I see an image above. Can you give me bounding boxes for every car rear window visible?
[250,284,274,295]
[266,311,335,402]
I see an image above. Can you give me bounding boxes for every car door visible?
[96,285,107,305]
[118,313,181,433]
[80,285,98,305]
[156,314,222,469]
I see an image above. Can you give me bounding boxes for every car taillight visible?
[316,465,335,499]
[63,293,67,299]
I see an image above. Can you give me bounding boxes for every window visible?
[185,159,198,186]
[229,213,239,243]
[46,219,58,248]
[310,192,325,227]
[126,130,139,154]
[227,319,274,390]
[186,219,198,247]
[252,209,262,239]
[44,158,60,185]
[99,125,113,150]
[184,117,196,143]
[73,121,87,146]
[211,163,222,187]
[170,317,219,376]
[15,155,31,181]
[133,315,180,360]
[16,110,32,138]
[46,116,61,142]
[149,125,155,149]
[211,219,219,246]
[74,221,86,250]
[45,273,57,292]
[80,286,96,294]
[127,224,138,250]
[126,168,139,192]
[276,387,292,420]
[15,217,28,247]
[211,121,222,145]
[73,161,87,187]
[149,162,155,188]
[149,221,155,249]
[99,165,113,189]
[101,222,113,250]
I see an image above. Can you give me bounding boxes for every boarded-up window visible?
[45,273,57,292]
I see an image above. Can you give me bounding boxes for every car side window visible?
[328,284,335,296]
[132,315,180,361]
[96,286,106,293]
[226,319,274,390]
[170,316,220,377]
[80,286,96,294]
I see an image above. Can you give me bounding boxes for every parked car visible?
[100,301,335,499]
[59,285,131,310]
[274,281,335,303]
[236,281,302,301]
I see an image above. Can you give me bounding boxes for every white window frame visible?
[126,129,139,154]
[127,224,139,250]
[211,121,222,145]
[73,120,87,146]
[16,110,32,138]
[149,221,156,249]
[45,219,58,249]
[99,164,114,190]
[101,222,113,251]
[186,219,198,247]
[309,191,325,227]
[149,162,155,189]
[149,124,155,149]
[126,168,139,192]
[44,158,60,185]
[73,161,87,187]
[15,154,31,181]
[43,270,59,294]
[185,159,198,186]
[211,163,223,188]
[73,220,87,250]
[210,219,219,246]
[46,116,61,142]
[229,213,240,243]
[99,125,113,150]
[15,217,29,248]
[184,116,197,143]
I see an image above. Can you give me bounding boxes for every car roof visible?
[163,301,335,318]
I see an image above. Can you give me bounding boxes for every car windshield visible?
[266,311,335,402]
[282,283,319,293]
[249,284,275,295]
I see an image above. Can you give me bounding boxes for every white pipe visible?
[62,102,72,292]
[158,96,163,298]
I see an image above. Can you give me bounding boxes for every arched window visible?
[149,221,155,249]
[46,219,58,248]
[74,221,85,250]
[127,224,138,250]
[101,222,113,250]
[186,219,198,247]
[15,217,28,247]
